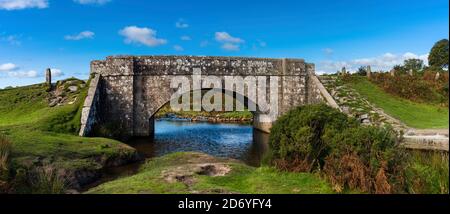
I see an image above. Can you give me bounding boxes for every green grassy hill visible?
[0,80,137,192]
[346,77,448,129]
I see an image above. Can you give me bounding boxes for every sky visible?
[0,0,448,88]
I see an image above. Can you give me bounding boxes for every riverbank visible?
[87,152,333,194]
[155,104,254,123]
[0,80,140,193]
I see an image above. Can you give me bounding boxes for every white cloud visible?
[317,52,430,74]
[215,32,244,51]
[0,63,18,72]
[119,26,167,47]
[382,52,396,60]
[221,43,240,51]
[73,0,111,5]
[50,68,64,77]
[64,31,95,41]
[0,0,48,10]
[173,45,184,52]
[175,19,189,28]
[8,70,38,78]
[180,36,191,41]
[215,32,244,44]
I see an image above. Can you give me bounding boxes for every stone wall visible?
[306,63,340,109]
[79,74,101,136]
[81,55,332,136]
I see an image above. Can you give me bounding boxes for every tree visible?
[403,58,424,73]
[356,66,367,76]
[393,65,404,72]
[429,39,449,70]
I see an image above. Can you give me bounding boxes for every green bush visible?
[323,126,406,193]
[367,72,449,105]
[268,104,407,193]
[269,104,358,172]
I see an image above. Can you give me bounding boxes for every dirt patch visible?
[162,163,231,187]
[196,164,231,177]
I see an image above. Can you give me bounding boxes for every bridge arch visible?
[147,87,268,136]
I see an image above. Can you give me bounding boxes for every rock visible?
[341,106,351,114]
[360,114,369,120]
[68,86,78,92]
[68,97,77,105]
[49,99,58,107]
[362,119,371,125]
[435,72,440,81]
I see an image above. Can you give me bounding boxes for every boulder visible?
[360,114,369,120]
[68,86,79,92]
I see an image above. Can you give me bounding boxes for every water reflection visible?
[127,119,269,167]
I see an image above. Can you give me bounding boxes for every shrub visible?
[323,126,406,193]
[268,104,408,193]
[405,151,449,194]
[356,66,367,76]
[366,72,448,105]
[269,104,358,172]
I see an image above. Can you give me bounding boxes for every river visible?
[84,118,270,190]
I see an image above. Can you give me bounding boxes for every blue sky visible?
[0,0,448,88]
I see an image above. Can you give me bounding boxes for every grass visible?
[31,167,68,194]
[155,104,253,120]
[87,152,333,194]
[345,77,449,129]
[0,81,136,179]
[0,135,12,180]
[405,150,449,194]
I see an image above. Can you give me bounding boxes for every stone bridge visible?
[79,56,334,137]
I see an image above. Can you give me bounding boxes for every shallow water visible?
[129,119,270,167]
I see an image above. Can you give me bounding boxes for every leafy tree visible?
[403,59,424,73]
[429,39,449,70]
[356,66,367,76]
[393,64,405,74]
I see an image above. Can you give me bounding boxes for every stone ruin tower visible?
[45,68,52,90]
[46,68,51,85]
[366,65,372,78]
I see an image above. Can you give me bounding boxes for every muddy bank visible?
[10,148,142,192]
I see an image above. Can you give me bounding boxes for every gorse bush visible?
[269,104,358,172]
[367,72,449,105]
[268,104,407,193]
[323,126,406,193]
